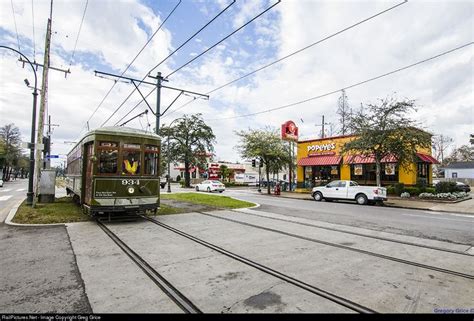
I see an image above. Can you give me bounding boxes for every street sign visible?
[47,155,59,158]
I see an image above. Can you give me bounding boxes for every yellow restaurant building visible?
[296,134,438,190]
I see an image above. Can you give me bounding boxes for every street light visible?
[1,46,38,206]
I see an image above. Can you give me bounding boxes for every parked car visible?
[312,180,387,205]
[455,181,471,193]
[0,179,3,187]
[195,180,225,193]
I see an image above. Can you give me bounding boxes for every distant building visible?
[442,162,474,179]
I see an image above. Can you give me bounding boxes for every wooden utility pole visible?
[33,16,52,207]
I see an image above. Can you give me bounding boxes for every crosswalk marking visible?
[0,195,12,201]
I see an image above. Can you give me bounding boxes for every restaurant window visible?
[144,145,159,176]
[417,162,428,179]
[98,142,118,174]
[122,143,142,175]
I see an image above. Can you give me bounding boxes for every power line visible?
[101,1,235,128]
[204,42,474,121]
[68,0,89,68]
[10,0,21,53]
[162,0,407,119]
[31,0,36,60]
[148,0,236,75]
[165,0,281,78]
[81,0,181,133]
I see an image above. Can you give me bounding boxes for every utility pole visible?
[315,115,331,139]
[33,14,52,207]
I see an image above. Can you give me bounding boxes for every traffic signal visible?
[259,157,264,167]
[252,159,256,167]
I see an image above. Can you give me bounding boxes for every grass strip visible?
[13,197,90,224]
[161,192,256,209]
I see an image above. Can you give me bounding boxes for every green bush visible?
[386,186,396,195]
[404,186,421,196]
[416,177,428,188]
[394,183,405,196]
[425,187,436,194]
[435,181,457,193]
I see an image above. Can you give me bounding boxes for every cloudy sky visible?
[0,0,472,167]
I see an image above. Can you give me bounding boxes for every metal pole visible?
[0,46,38,206]
[155,72,162,134]
[167,133,171,193]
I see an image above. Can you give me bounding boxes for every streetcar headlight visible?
[127,187,135,194]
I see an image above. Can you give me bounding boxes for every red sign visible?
[281,120,298,141]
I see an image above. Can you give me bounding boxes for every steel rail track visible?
[199,212,474,280]
[234,209,473,256]
[140,214,377,314]
[96,219,202,314]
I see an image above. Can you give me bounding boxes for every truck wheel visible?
[356,194,368,205]
[195,186,199,191]
[313,192,323,202]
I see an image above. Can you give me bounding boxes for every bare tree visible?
[432,135,453,165]
[336,90,351,135]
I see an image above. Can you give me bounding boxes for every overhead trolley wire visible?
[165,0,281,79]
[101,1,236,127]
[161,0,407,119]
[81,0,182,135]
[68,0,89,68]
[10,0,21,53]
[203,42,474,121]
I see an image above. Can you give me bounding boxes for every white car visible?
[0,179,3,187]
[312,180,387,205]
[195,180,225,193]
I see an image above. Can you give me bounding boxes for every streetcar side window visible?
[98,142,118,174]
[122,144,142,175]
[144,145,159,176]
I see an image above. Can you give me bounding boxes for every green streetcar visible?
[65,127,161,216]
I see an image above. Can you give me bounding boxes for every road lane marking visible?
[16,188,26,192]
[402,213,474,223]
[0,189,12,192]
[0,195,13,201]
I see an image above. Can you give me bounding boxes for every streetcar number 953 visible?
[122,179,140,185]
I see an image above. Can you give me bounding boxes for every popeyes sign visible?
[281,120,298,141]
[307,142,336,155]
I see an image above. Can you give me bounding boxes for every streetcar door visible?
[84,143,94,205]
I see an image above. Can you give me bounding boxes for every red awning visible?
[417,153,439,164]
[346,154,397,164]
[298,155,342,166]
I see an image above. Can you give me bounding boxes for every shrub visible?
[400,192,410,198]
[416,177,428,188]
[386,186,396,195]
[425,187,436,194]
[394,183,405,196]
[435,181,457,193]
[419,191,468,200]
[176,175,181,182]
[404,186,421,196]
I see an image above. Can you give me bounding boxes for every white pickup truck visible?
[311,180,387,205]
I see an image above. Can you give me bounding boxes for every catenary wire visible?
[203,42,474,121]
[102,1,236,128]
[10,0,21,53]
[165,0,281,78]
[148,0,236,75]
[80,0,181,136]
[31,0,36,60]
[162,0,407,119]
[68,0,89,68]
[113,87,157,126]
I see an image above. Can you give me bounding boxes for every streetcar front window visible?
[122,144,141,175]
[98,142,118,174]
[145,145,159,176]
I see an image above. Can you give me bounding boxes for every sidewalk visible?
[265,191,474,215]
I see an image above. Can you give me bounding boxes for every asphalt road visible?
[224,188,474,245]
[0,179,91,313]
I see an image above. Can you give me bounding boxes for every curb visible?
[5,198,66,227]
[261,193,474,216]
